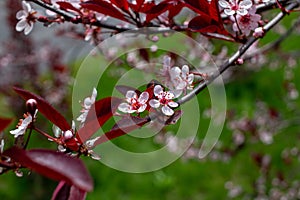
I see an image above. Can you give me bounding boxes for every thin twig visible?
[177,2,300,105]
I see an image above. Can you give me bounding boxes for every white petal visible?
[170,66,181,77]
[0,139,4,153]
[24,24,33,35]
[118,103,130,113]
[85,136,100,148]
[165,92,175,100]
[52,124,62,138]
[174,80,186,90]
[21,115,33,127]
[162,105,174,116]
[138,92,149,104]
[16,10,26,19]
[153,85,163,96]
[237,9,248,16]
[168,101,178,108]
[16,19,26,32]
[137,104,147,113]
[181,65,189,77]
[188,74,194,84]
[218,0,230,8]
[91,88,97,103]
[224,8,235,15]
[239,0,252,9]
[84,97,92,107]
[22,1,32,13]
[126,90,137,99]
[149,99,160,108]
[163,56,171,67]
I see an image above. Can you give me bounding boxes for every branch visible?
[243,17,300,60]
[177,2,300,105]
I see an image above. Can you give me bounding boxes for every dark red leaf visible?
[69,186,86,200]
[145,2,170,22]
[56,2,82,14]
[13,87,71,132]
[111,0,129,11]
[184,0,231,37]
[4,147,93,192]
[0,117,13,132]
[52,181,71,200]
[77,97,122,142]
[115,85,141,96]
[80,0,128,22]
[93,116,150,146]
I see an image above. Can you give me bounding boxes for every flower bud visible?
[26,99,37,117]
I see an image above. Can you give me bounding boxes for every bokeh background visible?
[1,0,300,199]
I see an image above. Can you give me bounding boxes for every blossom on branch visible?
[232,7,261,36]
[10,110,37,138]
[170,65,194,97]
[118,91,149,114]
[77,88,97,125]
[149,85,178,116]
[16,1,36,35]
[219,0,253,16]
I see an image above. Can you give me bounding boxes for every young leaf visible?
[13,87,71,132]
[92,116,150,146]
[77,97,122,142]
[80,0,128,22]
[0,117,13,132]
[111,0,129,11]
[3,147,93,192]
[145,1,170,23]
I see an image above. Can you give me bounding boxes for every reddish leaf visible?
[77,97,122,142]
[93,116,150,146]
[52,182,86,200]
[111,0,129,11]
[13,87,71,132]
[0,117,13,132]
[56,2,82,14]
[145,2,170,22]
[184,0,231,37]
[80,0,128,22]
[3,147,93,192]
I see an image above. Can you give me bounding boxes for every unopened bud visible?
[236,58,244,65]
[63,130,73,141]
[26,99,37,117]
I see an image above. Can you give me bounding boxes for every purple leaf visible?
[13,87,71,132]
[0,117,13,132]
[52,181,86,200]
[3,147,93,192]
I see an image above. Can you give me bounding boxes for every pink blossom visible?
[219,0,252,16]
[118,90,149,113]
[233,7,261,36]
[149,85,178,116]
[170,65,194,97]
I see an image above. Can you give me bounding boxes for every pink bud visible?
[26,99,37,117]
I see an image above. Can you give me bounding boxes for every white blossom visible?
[118,91,149,113]
[149,85,178,116]
[219,0,253,16]
[170,65,194,97]
[16,1,35,35]
[77,88,97,125]
[10,114,33,138]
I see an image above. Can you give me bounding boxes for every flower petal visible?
[224,8,235,16]
[16,10,26,19]
[138,92,149,104]
[16,19,26,32]
[239,0,252,9]
[24,24,33,35]
[118,103,130,113]
[237,9,248,16]
[137,104,147,113]
[218,0,230,8]
[126,90,137,99]
[153,85,163,97]
[162,105,174,116]
[149,99,160,108]
[168,101,178,108]
[22,1,32,13]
